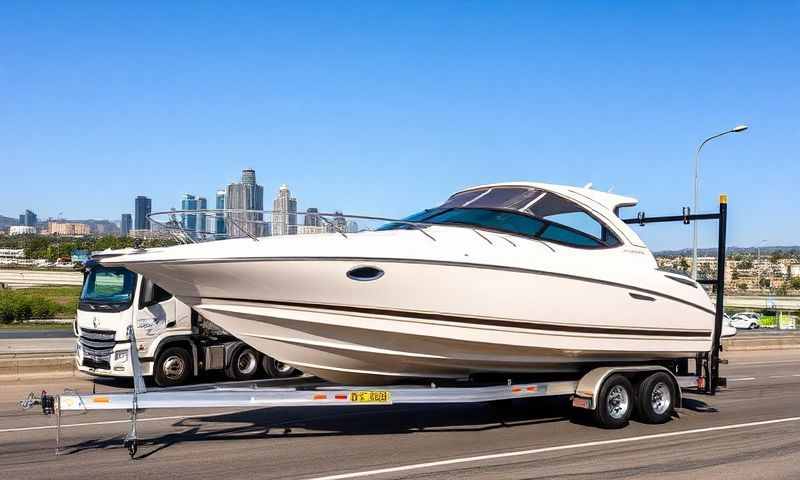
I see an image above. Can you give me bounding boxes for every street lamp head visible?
[732,125,748,133]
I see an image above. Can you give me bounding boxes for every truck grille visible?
[79,327,116,362]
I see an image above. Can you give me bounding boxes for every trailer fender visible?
[572,365,681,411]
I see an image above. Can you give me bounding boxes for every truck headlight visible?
[115,350,128,362]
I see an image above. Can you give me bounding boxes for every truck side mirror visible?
[140,279,155,308]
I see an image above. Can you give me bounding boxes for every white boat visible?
[101,182,716,385]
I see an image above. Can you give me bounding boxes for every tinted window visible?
[440,190,487,208]
[467,188,543,210]
[429,209,545,237]
[152,284,173,304]
[539,224,604,247]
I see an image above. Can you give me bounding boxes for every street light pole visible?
[692,125,749,279]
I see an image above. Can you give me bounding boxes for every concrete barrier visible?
[0,350,76,381]
[723,332,800,351]
[0,270,83,288]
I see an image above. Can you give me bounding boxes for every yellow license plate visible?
[349,391,392,404]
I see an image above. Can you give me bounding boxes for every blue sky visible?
[1,2,798,250]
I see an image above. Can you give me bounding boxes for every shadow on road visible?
[62,396,572,459]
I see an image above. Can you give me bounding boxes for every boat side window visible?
[527,193,621,248]
[428,209,545,237]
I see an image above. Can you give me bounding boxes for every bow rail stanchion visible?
[622,194,729,394]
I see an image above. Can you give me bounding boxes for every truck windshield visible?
[80,266,137,308]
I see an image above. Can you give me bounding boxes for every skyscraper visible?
[134,196,152,231]
[272,184,298,236]
[197,196,207,237]
[120,214,132,237]
[181,194,198,234]
[18,210,37,226]
[304,207,321,226]
[215,190,226,239]
[225,168,264,237]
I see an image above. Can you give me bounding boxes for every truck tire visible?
[262,355,298,378]
[154,346,192,387]
[226,345,262,381]
[636,372,676,424]
[592,374,633,428]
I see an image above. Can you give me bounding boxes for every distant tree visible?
[738,282,749,291]
[790,277,800,290]
[679,258,689,271]
[731,268,740,280]
[738,259,754,270]
[759,278,771,288]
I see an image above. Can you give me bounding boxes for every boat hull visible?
[120,256,714,384]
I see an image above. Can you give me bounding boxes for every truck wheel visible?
[154,346,192,387]
[636,372,676,424]
[226,345,261,380]
[592,374,633,428]
[262,356,298,378]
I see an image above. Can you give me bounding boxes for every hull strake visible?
[195,300,707,385]
[121,255,716,316]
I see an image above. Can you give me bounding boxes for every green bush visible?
[0,290,65,323]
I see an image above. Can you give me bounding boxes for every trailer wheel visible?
[154,346,192,387]
[226,345,261,380]
[593,374,633,428]
[262,356,298,378]
[636,372,676,424]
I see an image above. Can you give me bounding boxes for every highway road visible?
[1,350,799,479]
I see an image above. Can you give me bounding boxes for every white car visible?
[721,314,737,337]
[730,313,760,330]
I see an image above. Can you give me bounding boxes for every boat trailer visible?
[19,197,729,459]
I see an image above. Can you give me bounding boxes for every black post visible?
[708,195,728,394]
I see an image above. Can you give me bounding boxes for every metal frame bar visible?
[622,196,728,394]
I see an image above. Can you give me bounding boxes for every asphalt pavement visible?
[1,350,799,479]
[0,329,74,339]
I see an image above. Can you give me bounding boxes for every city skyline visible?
[2,4,798,250]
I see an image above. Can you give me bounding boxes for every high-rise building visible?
[197,196,207,237]
[225,168,264,237]
[304,207,321,227]
[18,210,37,227]
[134,196,152,231]
[120,214,132,237]
[215,190,226,239]
[272,184,298,236]
[181,194,198,234]
[346,221,359,233]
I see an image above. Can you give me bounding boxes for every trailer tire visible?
[154,346,192,387]
[592,374,633,429]
[262,356,298,378]
[227,345,262,381]
[636,372,676,424]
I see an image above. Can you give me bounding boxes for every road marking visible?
[728,377,756,381]
[0,410,243,434]
[731,360,800,366]
[306,416,800,480]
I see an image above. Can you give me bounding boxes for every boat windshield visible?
[381,186,621,249]
[80,266,138,310]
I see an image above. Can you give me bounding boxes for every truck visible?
[75,257,299,386]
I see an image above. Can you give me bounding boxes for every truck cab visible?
[76,258,298,386]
